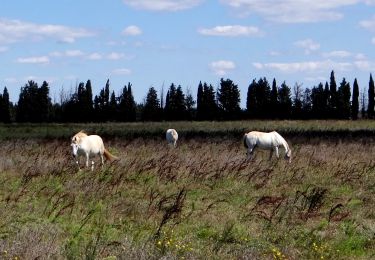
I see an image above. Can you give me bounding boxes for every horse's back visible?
[81,135,105,154]
[166,129,178,142]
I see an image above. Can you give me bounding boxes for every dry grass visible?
[0,136,374,259]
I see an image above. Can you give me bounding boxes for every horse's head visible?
[71,143,79,157]
[284,149,292,163]
[71,130,87,144]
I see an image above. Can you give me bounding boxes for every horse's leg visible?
[269,149,274,161]
[91,161,95,171]
[75,159,80,170]
[274,146,279,159]
[100,153,104,168]
[247,147,254,160]
[85,153,89,168]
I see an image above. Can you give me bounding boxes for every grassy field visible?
[0,121,374,259]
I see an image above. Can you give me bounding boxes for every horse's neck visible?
[273,132,289,150]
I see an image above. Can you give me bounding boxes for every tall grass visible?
[0,135,374,259]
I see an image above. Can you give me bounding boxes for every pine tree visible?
[352,78,359,120]
[16,80,52,122]
[185,87,195,120]
[278,81,292,119]
[292,83,303,119]
[302,88,312,119]
[368,74,375,118]
[217,78,241,120]
[0,87,11,123]
[142,87,161,121]
[337,78,351,119]
[246,79,257,118]
[204,83,217,120]
[311,83,326,119]
[119,83,136,122]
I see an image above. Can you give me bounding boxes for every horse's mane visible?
[72,130,88,143]
[75,130,88,137]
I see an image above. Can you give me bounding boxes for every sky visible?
[1,0,375,107]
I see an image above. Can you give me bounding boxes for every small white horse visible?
[71,131,118,171]
[166,129,178,147]
[243,131,292,163]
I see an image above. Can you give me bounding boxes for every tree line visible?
[0,70,374,123]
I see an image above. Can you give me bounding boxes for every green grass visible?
[1,120,375,140]
[0,122,374,259]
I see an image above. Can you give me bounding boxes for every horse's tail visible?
[104,149,119,161]
[243,133,248,149]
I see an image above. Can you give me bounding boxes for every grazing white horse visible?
[243,131,292,163]
[166,129,178,147]
[71,131,118,171]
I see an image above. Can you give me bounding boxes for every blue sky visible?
[1,0,375,107]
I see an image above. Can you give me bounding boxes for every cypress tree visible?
[368,74,374,118]
[337,78,351,119]
[270,78,278,118]
[329,70,338,118]
[196,81,204,120]
[352,78,359,120]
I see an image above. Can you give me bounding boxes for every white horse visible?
[243,131,292,163]
[71,131,118,171]
[166,129,178,147]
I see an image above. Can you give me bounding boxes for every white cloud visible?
[87,53,102,60]
[210,60,236,76]
[122,0,203,11]
[65,50,85,57]
[122,25,142,36]
[0,18,95,44]
[359,15,375,31]
[294,39,320,54]
[112,68,132,75]
[322,50,352,58]
[107,52,125,60]
[221,0,369,23]
[253,60,352,73]
[16,56,50,64]
[198,25,263,37]
[0,46,8,52]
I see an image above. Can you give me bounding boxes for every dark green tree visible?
[16,80,52,122]
[142,87,162,121]
[94,79,111,121]
[337,78,351,119]
[119,82,136,122]
[203,83,217,120]
[329,70,338,118]
[278,81,292,119]
[311,83,326,119]
[368,74,374,118]
[217,78,240,120]
[0,87,11,123]
[185,87,195,120]
[292,83,303,119]
[164,84,187,120]
[196,81,204,120]
[352,78,359,120]
[246,79,257,118]
[302,88,312,119]
[270,78,279,118]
